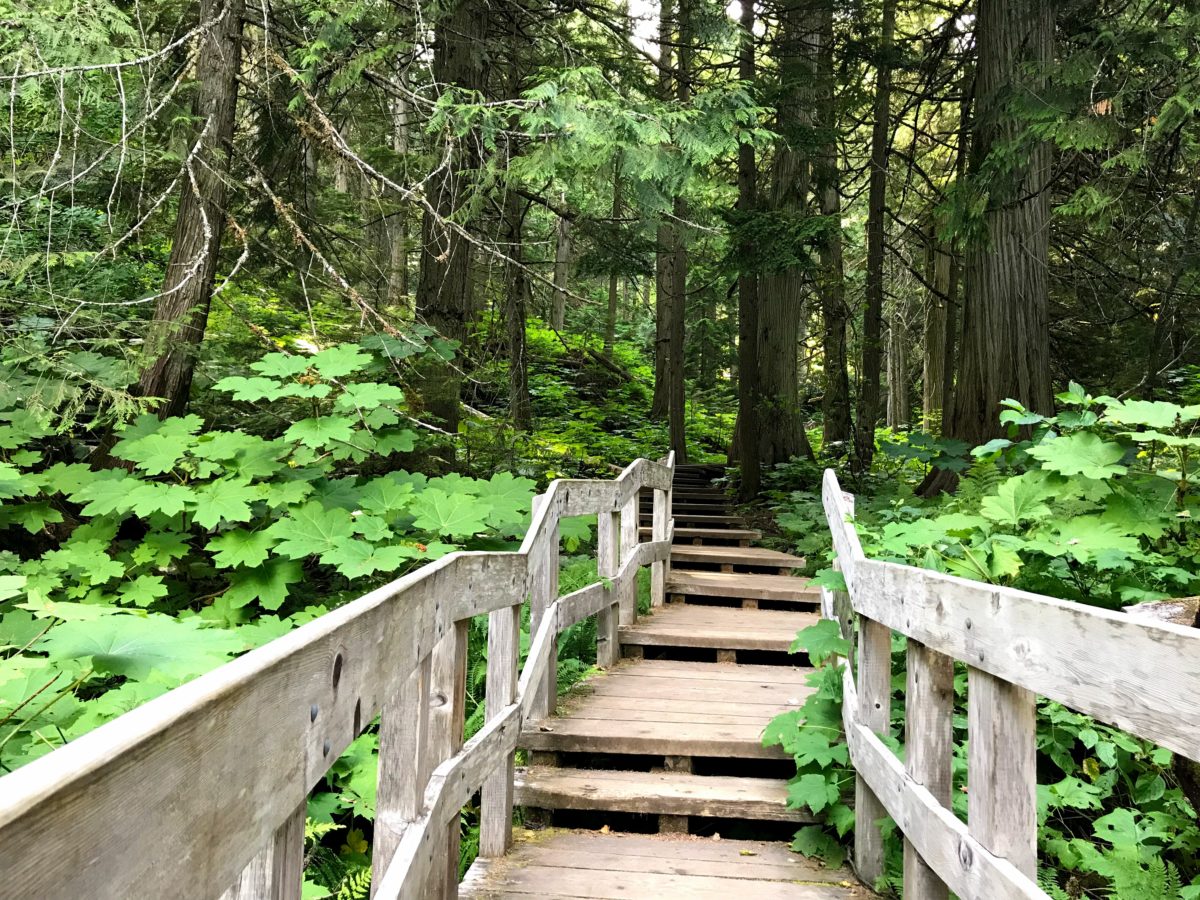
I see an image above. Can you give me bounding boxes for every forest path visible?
[461,464,865,898]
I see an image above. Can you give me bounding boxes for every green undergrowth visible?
[766,386,1200,897]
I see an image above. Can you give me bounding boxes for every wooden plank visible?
[426,622,469,899]
[375,653,433,892]
[520,718,790,759]
[854,616,891,886]
[668,545,804,569]
[220,802,305,900]
[665,571,817,602]
[904,640,954,900]
[640,526,762,541]
[480,603,520,858]
[619,606,818,652]
[527,495,559,721]
[650,488,668,607]
[968,669,1037,879]
[618,493,638,626]
[850,557,1200,762]
[841,671,1044,900]
[514,766,811,822]
[595,659,813,685]
[596,508,621,668]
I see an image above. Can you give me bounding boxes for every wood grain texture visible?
[480,603,521,858]
[854,616,891,886]
[968,669,1037,878]
[904,640,954,899]
[665,571,818,602]
[842,673,1044,900]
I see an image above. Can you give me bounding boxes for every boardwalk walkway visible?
[461,464,863,898]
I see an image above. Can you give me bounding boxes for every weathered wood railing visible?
[0,454,675,900]
[822,469,1200,899]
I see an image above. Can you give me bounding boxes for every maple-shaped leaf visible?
[476,472,535,530]
[0,575,25,603]
[4,501,65,534]
[192,433,288,481]
[250,352,312,378]
[192,480,259,529]
[257,479,314,509]
[112,432,189,475]
[310,345,373,378]
[43,615,243,680]
[1027,432,1127,480]
[980,472,1055,526]
[268,502,355,558]
[34,462,94,495]
[321,542,418,579]
[285,416,357,449]
[72,471,135,516]
[372,428,416,455]
[225,558,303,610]
[357,476,415,517]
[274,382,333,400]
[212,375,287,402]
[1102,399,1200,430]
[410,488,491,538]
[350,514,392,542]
[117,574,169,608]
[788,773,840,815]
[126,482,195,517]
[334,382,405,410]
[131,532,191,567]
[788,619,849,665]
[207,529,278,568]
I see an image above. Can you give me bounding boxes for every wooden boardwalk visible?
[462,463,863,897]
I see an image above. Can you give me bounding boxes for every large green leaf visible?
[410,489,491,538]
[268,502,355,558]
[1027,432,1127,480]
[42,615,243,680]
[1102,399,1200,430]
[285,416,357,449]
[980,473,1055,526]
[192,481,259,529]
[320,542,418,579]
[225,559,303,610]
[207,529,278,569]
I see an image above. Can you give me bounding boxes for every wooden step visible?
[669,545,806,572]
[620,604,817,653]
[666,571,819,603]
[515,766,810,822]
[640,526,761,545]
[522,660,812,760]
[640,513,747,526]
[672,490,730,500]
[461,831,865,899]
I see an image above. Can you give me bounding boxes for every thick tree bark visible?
[667,0,691,462]
[757,0,816,465]
[137,0,245,418]
[736,0,760,499]
[852,0,895,473]
[414,0,489,440]
[815,0,852,453]
[651,0,674,421]
[942,0,1054,449]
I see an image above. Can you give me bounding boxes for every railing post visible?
[219,803,305,900]
[425,622,468,899]
[855,616,891,886]
[373,653,432,895]
[596,504,621,668]
[650,486,669,607]
[618,492,638,626]
[968,669,1037,878]
[903,640,954,899]
[480,600,521,857]
[528,494,559,721]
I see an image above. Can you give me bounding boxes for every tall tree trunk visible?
[137,0,245,418]
[668,0,691,462]
[387,81,412,311]
[414,0,488,442]
[550,208,571,331]
[651,0,675,421]
[736,0,760,498]
[939,0,1054,457]
[886,302,910,428]
[604,163,622,355]
[852,0,895,472]
[505,190,533,430]
[922,233,951,431]
[757,0,816,465]
[815,0,852,453]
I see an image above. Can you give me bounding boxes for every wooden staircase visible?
[512,463,818,837]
